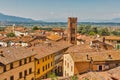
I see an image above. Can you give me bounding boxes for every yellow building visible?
[30,40,72,80]
[35,54,54,80]
[0,47,35,80]
[31,46,54,80]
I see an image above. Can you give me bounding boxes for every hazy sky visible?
[0,0,120,22]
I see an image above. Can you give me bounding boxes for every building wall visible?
[93,64,106,71]
[0,66,3,73]
[15,31,28,36]
[0,42,7,47]
[74,62,90,74]
[74,61,120,74]
[54,50,64,65]
[35,54,54,79]
[54,49,69,76]
[63,54,74,77]
[0,56,35,80]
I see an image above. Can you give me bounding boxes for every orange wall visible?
[0,56,35,80]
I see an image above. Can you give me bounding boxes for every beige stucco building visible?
[63,43,120,77]
[63,54,74,77]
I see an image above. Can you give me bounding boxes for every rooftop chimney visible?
[32,48,34,51]
[86,54,90,60]
[107,55,112,60]
[90,57,93,63]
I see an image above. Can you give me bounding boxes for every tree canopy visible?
[77,24,112,36]
[32,26,39,30]
[6,32,15,37]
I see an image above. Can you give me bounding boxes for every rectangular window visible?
[24,70,27,76]
[46,64,47,70]
[29,68,32,74]
[42,58,44,62]
[51,62,53,66]
[71,37,75,41]
[48,63,50,68]
[43,66,44,72]
[31,78,34,80]
[3,66,6,72]
[24,58,27,64]
[37,69,40,74]
[29,57,32,62]
[10,76,14,80]
[19,60,22,66]
[67,63,69,68]
[48,56,49,59]
[10,63,13,69]
[19,72,22,78]
[37,60,39,64]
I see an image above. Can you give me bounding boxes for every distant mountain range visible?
[0,13,120,26]
[110,18,120,22]
[0,13,43,22]
[1,13,120,23]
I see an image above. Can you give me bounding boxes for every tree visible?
[98,28,110,36]
[71,75,78,80]
[77,26,84,33]
[6,32,15,37]
[77,24,92,35]
[32,26,39,30]
[91,27,98,34]
[112,31,120,36]
[0,27,4,31]
[84,78,89,80]
[89,31,95,36]
[48,72,58,80]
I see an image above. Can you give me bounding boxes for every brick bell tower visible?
[68,17,77,44]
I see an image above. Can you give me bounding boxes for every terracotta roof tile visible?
[0,47,35,65]
[71,50,120,62]
[29,41,72,59]
[46,34,62,41]
[105,36,120,41]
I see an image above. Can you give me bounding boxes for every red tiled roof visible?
[0,47,35,65]
[104,36,120,41]
[29,41,72,59]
